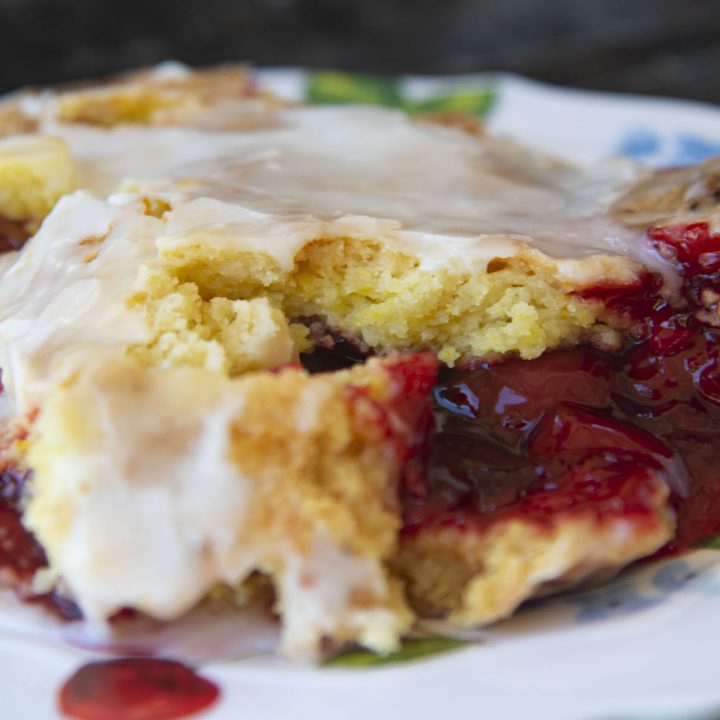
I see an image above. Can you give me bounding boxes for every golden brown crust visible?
[415,111,485,136]
[0,64,290,135]
[612,158,720,229]
[51,65,260,127]
[0,101,38,138]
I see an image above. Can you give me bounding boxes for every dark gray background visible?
[2,0,719,103]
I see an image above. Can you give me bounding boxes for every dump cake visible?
[0,65,717,663]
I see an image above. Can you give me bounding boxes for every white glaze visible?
[43,105,654,272]
[25,358,402,657]
[0,192,158,413]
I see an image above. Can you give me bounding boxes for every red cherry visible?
[520,457,662,519]
[693,346,720,403]
[650,222,720,277]
[0,215,29,253]
[526,402,672,461]
[646,314,695,356]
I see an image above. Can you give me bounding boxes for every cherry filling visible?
[0,466,47,579]
[404,222,720,553]
[411,347,682,543]
[0,215,30,253]
[0,463,82,619]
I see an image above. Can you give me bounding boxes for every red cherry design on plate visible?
[58,658,219,720]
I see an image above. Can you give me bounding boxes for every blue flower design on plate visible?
[676,134,720,164]
[564,555,720,623]
[617,128,662,161]
[652,558,720,596]
[564,580,665,622]
[616,127,720,165]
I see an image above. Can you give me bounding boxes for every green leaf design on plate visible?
[305,71,496,117]
[405,89,496,116]
[323,636,468,668]
[306,71,403,108]
[702,534,720,549]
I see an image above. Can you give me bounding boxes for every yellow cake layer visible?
[159,236,626,366]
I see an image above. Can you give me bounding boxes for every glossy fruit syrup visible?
[0,462,81,618]
[0,215,30,253]
[404,222,720,553]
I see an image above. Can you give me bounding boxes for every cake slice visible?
[25,351,437,658]
[0,64,673,369]
[13,100,654,364]
[0,65,716,659]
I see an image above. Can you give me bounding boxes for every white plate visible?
[4,69,720,720]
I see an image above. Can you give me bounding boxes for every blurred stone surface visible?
[0,0,719,103]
